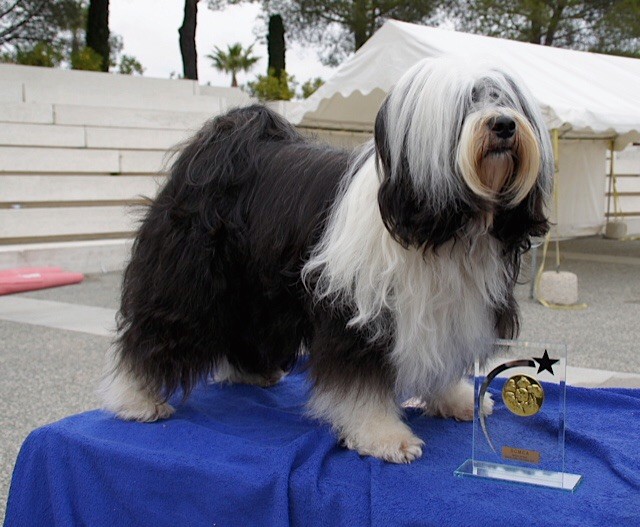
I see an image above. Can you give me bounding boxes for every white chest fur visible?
[303,154,510,399]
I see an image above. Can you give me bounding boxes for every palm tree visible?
[207,43,260,87]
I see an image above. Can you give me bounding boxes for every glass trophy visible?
[455,339,582,491]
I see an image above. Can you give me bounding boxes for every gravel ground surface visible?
[1,236,639,520]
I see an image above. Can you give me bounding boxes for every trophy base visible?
[455,459,583,492]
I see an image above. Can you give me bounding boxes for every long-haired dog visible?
[101,57,553,463]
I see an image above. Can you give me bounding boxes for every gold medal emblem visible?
[502,374,544,417]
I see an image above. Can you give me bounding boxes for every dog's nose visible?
[490,116,516,139]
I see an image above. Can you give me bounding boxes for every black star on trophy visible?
[455,339,582,491]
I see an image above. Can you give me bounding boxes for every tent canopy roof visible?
[291,20,640,148]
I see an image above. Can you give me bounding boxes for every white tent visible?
[290,20,640,237]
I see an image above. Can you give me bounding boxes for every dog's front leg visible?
[419,378,494,421]
[310,381,424,463]
[307,317,424,464]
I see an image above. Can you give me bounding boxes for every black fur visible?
[115,103,547,406]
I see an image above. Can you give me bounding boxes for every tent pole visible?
[552,129,561,270]
[606,140,614,226]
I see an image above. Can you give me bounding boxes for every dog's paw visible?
[100,368,175,422]
[115,400,176,422]
[421,380,491,422]
[343,425,424,464]
[480,391,494,417]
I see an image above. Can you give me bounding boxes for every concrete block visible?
[0,239,133,274]
[0,147,120,173]
[1,174,165,203]
[538,271,579,305]
[0,80,23,103]
[1,63,197,104]
[0,122,85,148]
[85,126,189,150]
[197,85,253,108]
[54,104,212,131]
[604,221,628,239]
[0,102,54,124]
[0,206,140,240]
[119,150,171,174]
[301,127,371,149]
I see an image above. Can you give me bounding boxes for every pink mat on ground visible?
[0,267,84,295]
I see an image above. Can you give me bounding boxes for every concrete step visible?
[0,80,24,103]
[0,122,193,150]
[0,122,85,148]
[0,146,120,173]
[86,126,190,150]
[0,296,115,337]
[0,146,169,174]
[0,206,140,241]
[1,174,165,204]
[0,239,133,273]
[0,102,54,125]
[53,103,214,131]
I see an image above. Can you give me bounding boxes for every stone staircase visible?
[0,64,251,272]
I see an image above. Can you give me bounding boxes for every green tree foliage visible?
[70,44,102,70]
[448,0,640,57]
[246,68,296,100]
[1,0,144,71]
[0,1,53,49]
[208,42,260,87]
[300,76,324,98]
[118,54,145,75]
[1,42,63,67]
[253,1,442,66]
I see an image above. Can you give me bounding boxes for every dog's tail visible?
[104,106,301,417]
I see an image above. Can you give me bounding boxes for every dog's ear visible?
[490,73,552,251]
[374,102,474,250]
[491,183,549,250]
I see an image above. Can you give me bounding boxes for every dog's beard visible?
[479,149,515,196]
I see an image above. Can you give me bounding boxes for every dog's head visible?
[375,57,553,250]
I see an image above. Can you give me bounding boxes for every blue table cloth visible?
[5,367,640,527]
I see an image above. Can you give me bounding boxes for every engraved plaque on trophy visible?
[455,339,583,491]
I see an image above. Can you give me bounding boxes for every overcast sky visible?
[110,0,337,88]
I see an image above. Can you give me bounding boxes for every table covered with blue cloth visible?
[5,367,640,527]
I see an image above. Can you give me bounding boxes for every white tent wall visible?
[551,141,608,238]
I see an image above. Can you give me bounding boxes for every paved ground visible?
[1,236,639,520]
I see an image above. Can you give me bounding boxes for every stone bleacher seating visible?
[0,64,252,272]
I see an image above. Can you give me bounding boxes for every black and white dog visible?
[101,57,552,463]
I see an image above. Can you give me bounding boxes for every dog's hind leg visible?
[307,316,424,464]
[100,191,233,422]
[100,348,176,422]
